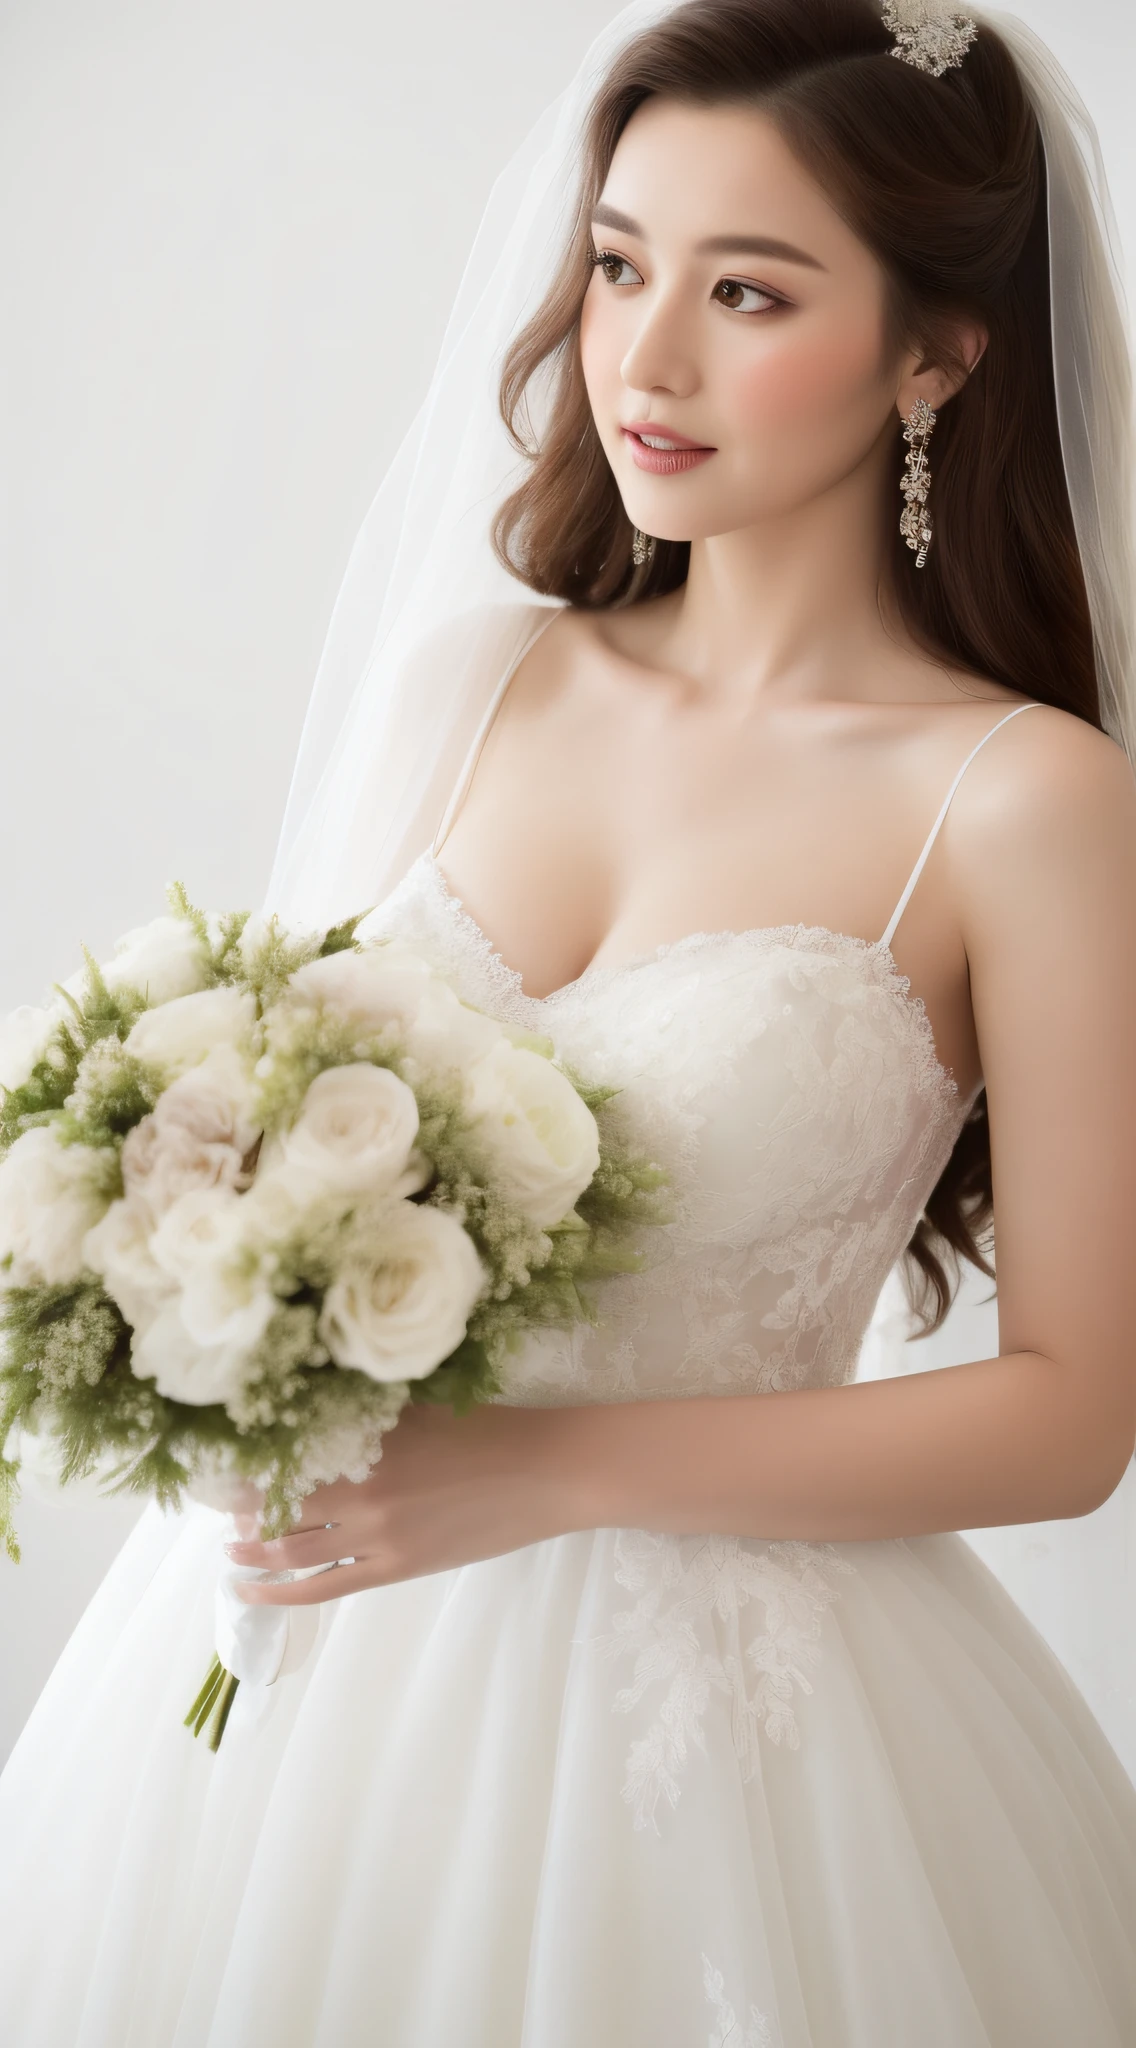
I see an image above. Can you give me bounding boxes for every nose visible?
[618,279,701,401]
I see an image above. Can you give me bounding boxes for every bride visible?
[2,1,1135,2041]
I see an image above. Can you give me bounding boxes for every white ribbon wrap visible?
[214,1518,348,1688]
[215,1557,292,1686]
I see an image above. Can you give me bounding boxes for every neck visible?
[661,435,917,709]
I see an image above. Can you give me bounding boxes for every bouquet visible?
[0,886,668,1746]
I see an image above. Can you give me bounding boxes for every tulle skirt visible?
[1,1496,1134,2048]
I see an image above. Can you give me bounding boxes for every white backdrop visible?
[1,0,1133,1767]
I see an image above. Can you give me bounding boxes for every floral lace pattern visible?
[702,1952,780,2047]
[590,1528,859,1832]
[369,852,970,1407]
[364,852,971,1813]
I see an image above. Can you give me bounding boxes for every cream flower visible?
[124,986,257,1081]
[179,1253,277,1353]
[146,1186,277,1351]
[130,1300,260,1408]
[98,915,213,1005]
[0,1126,113,1285]
[148,1186,249,1284]
[282,943,501,1073]
[274,1064,429,1202]
[462,1040,600,1227]
[0,1000,69,1094]
[318,1198,485,1382]
[82,1194,176,1331]
[121,1044,260,1216]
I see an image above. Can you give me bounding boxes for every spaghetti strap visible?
[432,607,562,859]
[877,700,1046,952]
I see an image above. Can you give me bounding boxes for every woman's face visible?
[578,97,910,544]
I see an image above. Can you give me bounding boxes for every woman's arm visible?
[562,708,1136,1542]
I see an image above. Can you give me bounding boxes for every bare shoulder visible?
[947,699,1136,947]
[950,700,1135,839]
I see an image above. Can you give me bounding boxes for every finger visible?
[226,1525,350,1572]
[234,1557,371,1607]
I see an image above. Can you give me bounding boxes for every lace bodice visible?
[363,847,974,1408]
[359,691,1042,1415]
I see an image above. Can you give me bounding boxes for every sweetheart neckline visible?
[418,851,963,1108]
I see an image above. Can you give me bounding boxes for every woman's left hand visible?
[224,1399,589,1605]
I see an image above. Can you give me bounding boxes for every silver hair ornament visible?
[881,0,978,76]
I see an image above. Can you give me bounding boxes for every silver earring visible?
[631,526,656,567]
[899,398,937,568]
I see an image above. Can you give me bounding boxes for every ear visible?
[896,319,988,417]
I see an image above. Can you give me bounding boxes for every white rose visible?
[121,1044,260,1216]
[274,1064,429,1202]
[318,1198,485,1382]
[124,986,257,1080]
[148,1186,250,1284]
[145,1187,275,1350]
[99,915,213,1005]
[0,1000,70,1094]
[282,943,501,1072]
[240,1138,317,1233]
[179,1252,277,1352]
[462,1041,600,1228]
[82,1194,176,1331]
[0,1126,114,1285]
[130,1299,259,1407]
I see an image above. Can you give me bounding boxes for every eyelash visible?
[588,247,786,315]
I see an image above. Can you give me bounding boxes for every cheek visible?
[727,315,891,444]
[578,290,617,402]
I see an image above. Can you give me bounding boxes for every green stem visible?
[208,1670,240,1751]
[190,1662,226,1737]
[184,1654,224,1731]
[184,1653,241,1749]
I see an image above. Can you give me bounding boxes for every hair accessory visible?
[899,397,937,567]
[881,0,978,77]
[631,526,656,567]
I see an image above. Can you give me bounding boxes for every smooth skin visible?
[232,100,1136,1606]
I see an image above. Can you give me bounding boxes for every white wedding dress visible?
[2,705,1135,2047]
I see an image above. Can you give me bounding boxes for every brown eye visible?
[714,278,780,314]
[591,249,642,288]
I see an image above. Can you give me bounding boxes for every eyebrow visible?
[590,201,826,270]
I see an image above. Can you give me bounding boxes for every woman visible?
[2,2,1135,2041]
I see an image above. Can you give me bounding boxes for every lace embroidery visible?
[413,848,960,1115]
[702,1952,780,2047]
[592,1528,858,1833]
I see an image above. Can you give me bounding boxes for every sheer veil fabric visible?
[263,4,1136,1776]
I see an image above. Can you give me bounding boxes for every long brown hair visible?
[490,0,1102,1335]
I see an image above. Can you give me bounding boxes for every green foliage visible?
[0,962,150,1158]
[164,881,214,953]
[320,910,375,956]
[0,1279,124,1393]
[58,1041,160,1153]
[0,1452,21,1562]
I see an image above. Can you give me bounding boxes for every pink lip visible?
[621,425,716,475]
[622,419,713,449]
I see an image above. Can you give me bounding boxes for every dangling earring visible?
[631,526,656,567]
[899,398,937,568]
